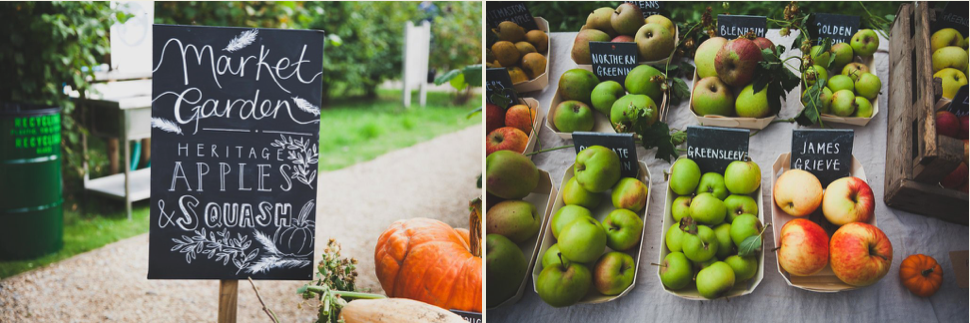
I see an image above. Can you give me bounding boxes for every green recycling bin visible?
[0,103,63,259]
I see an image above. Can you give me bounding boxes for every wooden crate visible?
[884,2,968,225]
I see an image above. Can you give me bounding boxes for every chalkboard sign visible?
[933,1,969,33]
[948,86,969,117]
[810,13,860,44]
[790,129,854,186]
[717,15,767,39]
[149,25,324,280]
[573,132,640,178]
[450,310,482,323]
[486,68,519,105]
[589,42,639,85]
[626,1,668,18]
[686,126,750,173]
[486,1,538,31]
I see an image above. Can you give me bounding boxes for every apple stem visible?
[558,253,565,268]
[650,262,666,268]
[770,247,780,252]
[525,144,573,156]
[757,222,772,237]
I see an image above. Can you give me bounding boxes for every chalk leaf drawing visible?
[271,134,318,188]
[292,96,321,116]
[151,117,183,135]
[171,228,257,274]
[223,29,258,52]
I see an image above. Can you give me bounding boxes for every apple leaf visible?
[669,77,691,105]
[679,62,695,78]
[633,119,680,163]
[795,78,827,126]
[434,69,463,86]
[488,91,515,109]
[463,64,483,87]
[738,235,762,257]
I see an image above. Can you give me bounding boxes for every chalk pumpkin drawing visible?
[148,24,324,280]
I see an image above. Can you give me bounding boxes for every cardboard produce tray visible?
[511,17,551,94]
[688,70,777,129]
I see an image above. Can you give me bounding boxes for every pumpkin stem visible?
[921,267,935,277]
[470,198,482,257]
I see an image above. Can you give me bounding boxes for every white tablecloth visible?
[487,30,969,322]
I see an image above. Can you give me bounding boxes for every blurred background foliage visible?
[529,1,901,32]
[156,1,482,103]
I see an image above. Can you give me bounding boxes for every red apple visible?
[611,35,635,42]
[778,218,829,276]
[960,115,969,140]
[752,37,775,51]
[941,162,968,189]
[822,177,875,226]
[714,38,762,87]
[486,127,528,155]
[505,104,536,134]
[486,103,506,134]
[936,110,960,138]
[773,169,823,217]
[830,222,893,287]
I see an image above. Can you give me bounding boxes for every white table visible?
[487,30,968,322]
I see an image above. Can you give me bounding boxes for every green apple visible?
[689,192,727,225]
[696,261,736,299]
[713,223,734,260]
[603,209,643,251]
[827,74,855,93]
[486,150,540,199]
[542,243,572,270]
[680,219,719,262]
[669,158,701,195]
[853,72,882,100]
[665,224,685,252]
[610,94,659,133]
[725,254,758,282]
[611,177,648,212]
[486,234,528,307]
[803,65,829,87]
[853,96,873,118]
[932,46,969,73]
[586,7,617,37]
[723,194,758,223]
[691,76,735,116]
[593,251,635,295]
[692,257,718,270]
[551,205,593,239]
[659,251,693,290]
[801,87,833,114]
[735,84,772,118]
[645,14,676,37]
[695,172,729,200]
[590,81,626,117]
[558,216,607,263]
[612,2,645,36]
[724,160,761,195]
[558,69,601,104]
[563,177,602,209]
[553,100,595,132]
[932,28,965,52]
[695,37,728,78]
[729,213,762,247]
[574,145,621,193]
[830,43,854,70]
[635,23,675,61]
[536,259,592,307]
[830,89,856,117]
[934,68,969,99]
[850,29,879,57]
[809,45,831,68]
[842,62,869,81]
[671,196,693,222]
[486,200,541,243]
[624,65,665,102]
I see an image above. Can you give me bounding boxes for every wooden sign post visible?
[149,25,325,322]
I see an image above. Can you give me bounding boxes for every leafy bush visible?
[429,2,483,72]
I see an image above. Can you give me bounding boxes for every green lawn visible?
[0,89,480,279]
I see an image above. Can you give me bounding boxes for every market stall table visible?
[487,30,968,322]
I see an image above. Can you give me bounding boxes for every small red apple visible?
[611,35,635,42]
[935,110,960,138]
[830,222,893,287]
[486,103,506,134]
[941,162,968,189]
[778,218,829,276]
[505,104,536,134]
[714,38,762,87]
[822,177,875,226]
[486,127,529,155]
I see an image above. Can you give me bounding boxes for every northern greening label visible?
[4,113,61,157]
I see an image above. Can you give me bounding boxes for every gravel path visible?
[0,124,483,323]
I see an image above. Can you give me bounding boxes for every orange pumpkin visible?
[374,199,482,312]
[899,254,943,297]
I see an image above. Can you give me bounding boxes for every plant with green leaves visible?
[298,238,386,323]
[435,64,483,106]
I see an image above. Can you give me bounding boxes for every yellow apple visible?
[773,169,823,217]
[934,68,968,99]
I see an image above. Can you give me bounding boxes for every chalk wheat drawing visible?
[223,29,258,52]
[291,97,321,116]
[271,135,318,188]
[245,230,312,274]
[151,117,183,135]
